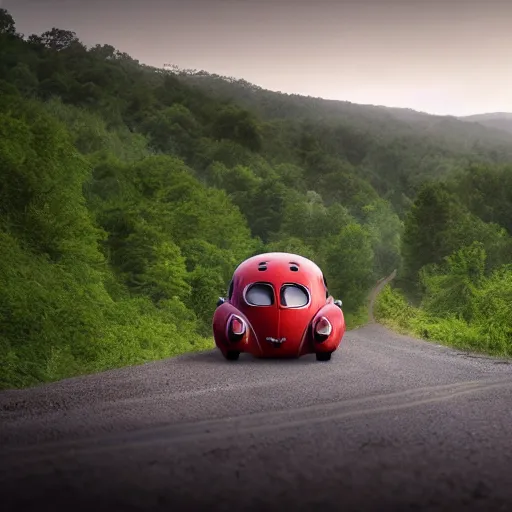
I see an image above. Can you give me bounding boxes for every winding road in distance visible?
[2,277,512,511]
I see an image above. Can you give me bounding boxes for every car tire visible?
[316,352,332,362]
[224,350,240,361]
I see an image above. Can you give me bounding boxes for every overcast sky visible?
[3,0,511,116]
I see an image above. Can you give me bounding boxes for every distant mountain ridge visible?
[458,113,512,135]
[461,112,512,120]
[170,68,512,151]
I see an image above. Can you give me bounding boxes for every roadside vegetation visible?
[375,172,512,357]
[1,8,511,388]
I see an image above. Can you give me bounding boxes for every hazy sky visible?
[3,0,512,116]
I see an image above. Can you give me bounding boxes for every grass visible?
[374,283,512,358]
[344,306,370,330]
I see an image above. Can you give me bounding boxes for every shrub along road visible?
[2,296,512,511]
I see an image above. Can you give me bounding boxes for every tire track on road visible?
[3,374,512,467]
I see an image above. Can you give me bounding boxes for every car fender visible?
[212,302,262,354]
[310,302,346,353]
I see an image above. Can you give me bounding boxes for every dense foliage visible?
[177,68,512,215]
[375,165,512,356]
[1,8,511,388]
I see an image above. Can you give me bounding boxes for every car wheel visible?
[316,352,332,362]
[224,350,240,361]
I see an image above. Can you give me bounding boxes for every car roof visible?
[232,252,325,289]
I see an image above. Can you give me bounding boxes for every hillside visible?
[175,69,512,152]
[1,6,511,389]
[0,9,401,388]
[169,69,512,209]
[459,113,512,135]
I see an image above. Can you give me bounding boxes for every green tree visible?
[212,105,262,151]
[419,242,487,322]
[363,199,402,278]
[40,28,81,51]
[401,182,466,283]
[321,223,375,309]
[0,8,16,35]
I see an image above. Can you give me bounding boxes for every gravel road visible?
[2,322,512,512]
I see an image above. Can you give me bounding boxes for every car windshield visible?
[245,283,274,306]
[280,284,309,307]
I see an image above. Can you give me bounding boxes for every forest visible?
[1,8,511,389]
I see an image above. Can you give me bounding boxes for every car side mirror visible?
[334,299,342,309]
[217,297,226,307]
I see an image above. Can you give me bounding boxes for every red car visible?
[212,252,346,361]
